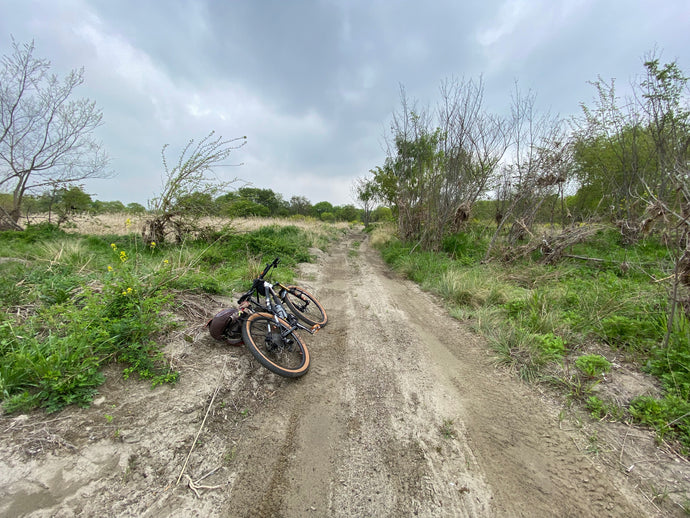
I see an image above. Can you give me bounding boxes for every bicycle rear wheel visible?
[241,312,310,378]
[283,286,328,327]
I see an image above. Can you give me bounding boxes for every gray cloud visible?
[1,0,688,206]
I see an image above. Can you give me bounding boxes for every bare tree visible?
[437,77,509,228]
[142,132,246,244]
[0,38,110,229]
[484,86,571,261]
[378,79,509,250]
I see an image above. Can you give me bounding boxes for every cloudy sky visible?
[1,0,688,207]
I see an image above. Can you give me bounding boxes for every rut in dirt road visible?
[224,230,656,517]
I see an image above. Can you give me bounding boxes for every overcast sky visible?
[1,0,689,207]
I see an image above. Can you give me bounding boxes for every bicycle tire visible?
[241,312,310,378]
[283,286,328,327]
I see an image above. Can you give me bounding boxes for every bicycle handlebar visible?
[259,257,280,279]
[238,257,281,303]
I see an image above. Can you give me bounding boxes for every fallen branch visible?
[176,358,227,486]
[562,254,607,263]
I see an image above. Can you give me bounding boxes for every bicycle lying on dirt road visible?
[207,257,327,378]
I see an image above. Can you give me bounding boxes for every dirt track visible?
[0,230,687,517]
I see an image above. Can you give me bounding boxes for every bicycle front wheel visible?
[283,286,328,327]
[241,312,310,378]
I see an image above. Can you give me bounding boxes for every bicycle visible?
[241,257,327,328]
[207,257,326,378]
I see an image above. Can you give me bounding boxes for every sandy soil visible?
[1,230,688,517]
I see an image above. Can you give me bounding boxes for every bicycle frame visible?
[238,258,320,336]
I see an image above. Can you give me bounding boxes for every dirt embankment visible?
[0,230,688,517]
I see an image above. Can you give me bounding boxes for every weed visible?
[546,374,598,405]
[629,395,690,452]
[532,332,566,360]
[586,396,625,420]
[586,430,600,454]
[575,355,612,378]
[223,446,237,464]
[650,485,670,505]
[440,418,456,439]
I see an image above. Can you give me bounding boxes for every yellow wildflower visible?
[107,265,113,272]
[110,243,117,251]
[120,250,127,262]
[150,241,156,249]
[125,218,132,228]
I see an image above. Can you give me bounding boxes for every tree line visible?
[359,53,689,253]
[0,184,375,224]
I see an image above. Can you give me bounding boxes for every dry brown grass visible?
[368,222,397,248]
[25,213,351,238]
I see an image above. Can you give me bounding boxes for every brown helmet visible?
[207,308,243,345]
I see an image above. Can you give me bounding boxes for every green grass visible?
[376,223,690,453]
[0,222,323,413]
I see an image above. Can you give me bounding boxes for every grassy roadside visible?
[370,222,690,454]
[0,219,344,414]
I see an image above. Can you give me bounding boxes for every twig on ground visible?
[176,358,228,486]
[184,474,223,498]
[620,428,630,466]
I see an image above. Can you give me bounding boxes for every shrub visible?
[532,332,566,361]
[598,315,659,351]
[629,395,690,451]
[575,354,612,378]
[442,231,485,265]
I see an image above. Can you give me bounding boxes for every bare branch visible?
[143,132,246,244]
[0,38,110,228]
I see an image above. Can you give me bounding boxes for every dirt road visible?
[0,230,684,516]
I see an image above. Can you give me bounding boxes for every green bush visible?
[647,314,690,400]
[575,354,612,378]
[0,240,177,413]
[598,315,659,351]
[532,332,566,361]
[630,395,690,451]
[442,231,486,265]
